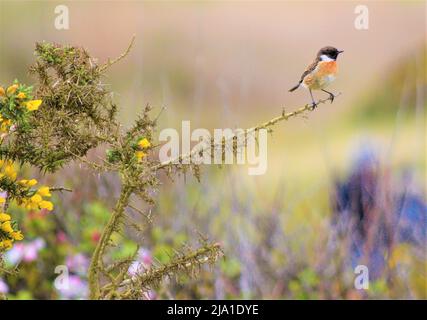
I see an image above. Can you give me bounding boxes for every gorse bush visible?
[0,40,225,299]
[3,43,117,172]
[0,39,333,299]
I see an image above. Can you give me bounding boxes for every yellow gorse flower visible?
[25,99,42,111]
[0,216,25,250]
[134,138,151,163]
[30,194,43,204]
[4,164,17,180]
[0,213,11,222]
[39,200,54,211]
[19,179,38,187]
[0,87,5,97]
[14,176,53,212]
[0,239,13,250]
[1,221,14,233]
[37,186,51,197]
[138,138,151,149]
[0,118,13,134]
[21,197,54,211]
[6,84,18,95]
[10,231,24,241]
[16,92,26,99]
[28,179,38,186]
[135,151,146,162]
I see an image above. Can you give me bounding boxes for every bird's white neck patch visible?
[320,55,335,62]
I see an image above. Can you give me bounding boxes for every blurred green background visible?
[0,1,425,299]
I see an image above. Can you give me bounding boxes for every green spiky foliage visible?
[0,42,117,172]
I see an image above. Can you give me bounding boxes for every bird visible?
[289,46,343,108]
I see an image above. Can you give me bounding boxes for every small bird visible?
[289,46,343,108]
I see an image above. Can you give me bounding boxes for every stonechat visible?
[289,46,343,108]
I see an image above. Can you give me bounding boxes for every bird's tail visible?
[289,83,300,92]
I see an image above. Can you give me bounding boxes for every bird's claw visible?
[329,94,335,104]
[310,102,317,110]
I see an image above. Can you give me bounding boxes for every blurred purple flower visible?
[127,248,152,276]
[0,278,9,294]
[65,253,90,276]
[139,248,153,266]
[57,275,88,300]
[145,290,157,300]
[5,238,46,265]
[128,261,140,276]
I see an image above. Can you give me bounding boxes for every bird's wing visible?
[299,58,320,83]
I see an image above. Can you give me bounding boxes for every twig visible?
[152,93,341,170]
[50,187,73,193]
[101,242,222,297]
[128,204,152,223]
[98,35,136,72]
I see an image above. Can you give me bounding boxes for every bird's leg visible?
[309,89,317,110]
[321,89,336,103]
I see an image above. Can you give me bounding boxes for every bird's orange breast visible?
[303,61,338,89]
[316,61,338,77]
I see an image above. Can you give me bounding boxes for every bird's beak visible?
[338,50,344,54]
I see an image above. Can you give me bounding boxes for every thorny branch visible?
[152,93,341,171]
[98,35,136,72]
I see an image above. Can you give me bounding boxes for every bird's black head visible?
[317,46,344,60]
